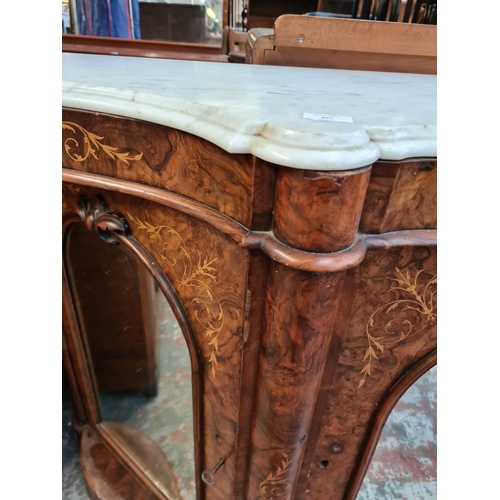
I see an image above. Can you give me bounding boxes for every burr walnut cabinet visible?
[62,54,437,500]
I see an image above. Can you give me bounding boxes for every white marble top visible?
[62,53,436,171]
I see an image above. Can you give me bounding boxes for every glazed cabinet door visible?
[62,108,270,499]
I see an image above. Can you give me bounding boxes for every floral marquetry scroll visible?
[62,121,143,165]
[259,454,293,499]
[359,267,437,387]
[127,214,225,378]
[303,246,437,500]
[61,101,437,500]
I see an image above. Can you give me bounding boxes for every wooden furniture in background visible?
[247,0,318,29]
[139,2,207,44]
[62,34,229,62]
[247,15,436,74]
[245,0,436,29]
[65,223,159,394]
[222,26,249,61]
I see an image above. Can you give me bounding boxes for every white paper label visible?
[303,112,354,123]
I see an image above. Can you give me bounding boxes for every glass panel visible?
[63,0,223,46]
[65,222,196,499]
[139,1,223,45]
[357,366,437,500]
[62,0,72,33]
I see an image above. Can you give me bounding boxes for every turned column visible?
[245,165,371,500]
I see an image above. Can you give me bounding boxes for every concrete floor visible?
[62,293,436,499]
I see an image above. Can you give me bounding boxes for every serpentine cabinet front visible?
[62,108,437,500]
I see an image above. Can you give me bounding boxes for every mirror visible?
[64,221,196,499]
[63,0,224,46]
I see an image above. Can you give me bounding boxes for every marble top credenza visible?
[62,53,436,500]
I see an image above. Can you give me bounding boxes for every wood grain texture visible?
[62,105,437,500]
[250,15,436,74]
[63,190,203,498]
[232,251,272,499]
[64,172,436,273]
[62,332,88,426]
[304,246,437,500]
[104,422,181,499]
[63,256,102,426]
[62,34,228,62]
[360,160,437,233]
[264,47,437,74]
[344,349,437,500]
[273,166,372,252]
[245,28,274,64]
[63,171,250,246]
[294,267,360,499]
[81,425,165,500]
[62,109,257,226]
[249,158,277,231]
[67,187,249,500]
[273,16,437,56]
[66,223,158,393]
[246,264,348,499]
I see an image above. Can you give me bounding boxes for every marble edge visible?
[62,82,436,171]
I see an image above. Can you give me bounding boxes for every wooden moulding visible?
[62,34,228,63]
[62,330,88,426]
[81,423,182,500]
[62,169,436,274]
[62,168,249,243]
[80,426,153,500]
[62,249,101,426]
[62,196,204,500]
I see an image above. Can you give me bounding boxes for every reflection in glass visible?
[65,0,223,46]
[357,366,437,500]
[65,222,195,499]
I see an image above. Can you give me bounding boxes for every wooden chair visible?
[222,26,248,63]
[319,0,437,24]
[247,14,436,74]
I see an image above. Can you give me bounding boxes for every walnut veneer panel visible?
[303,246,436,500]
[63,185,249,500]
[62,109,265,227]
[62,107,437,500]
[360,161,437,233]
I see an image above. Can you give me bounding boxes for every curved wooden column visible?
[273,166,371,252]
[245,165,372,499]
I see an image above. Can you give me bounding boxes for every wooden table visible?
[246,16,437,74]
[62,53,436,500]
